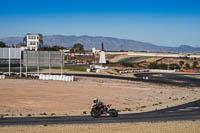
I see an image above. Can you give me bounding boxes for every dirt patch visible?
[0,121,200,133]
[0,78,199,116]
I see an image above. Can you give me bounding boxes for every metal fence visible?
[23,51,64,67]
[0,48,21,59]
[0,50,65,76]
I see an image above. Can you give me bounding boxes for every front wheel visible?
[90,110,101,118]
[109,109,118,117]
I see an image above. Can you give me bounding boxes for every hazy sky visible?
[0,0,200,47]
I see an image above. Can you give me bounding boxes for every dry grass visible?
[0,121,200,133]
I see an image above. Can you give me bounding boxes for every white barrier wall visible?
[120,69,177,74]
[0,75,5,79]
[39,75,74,82]
[149,69,176,73]
[120,69,149,74]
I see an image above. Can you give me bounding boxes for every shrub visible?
[125,108,132,111]
[148,62,168,70]
[43,121,47,126]
[27,114,32,117]
[40,112,48,116]
[51,113,56,116]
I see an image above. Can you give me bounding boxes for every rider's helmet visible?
[93,98,98,103]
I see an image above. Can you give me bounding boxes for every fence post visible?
[26,51,28,77]
[49,52,51,75]
[37,51,40,75]
[9,48,11,76]
[61,53,63,75]
[20,49,22,78]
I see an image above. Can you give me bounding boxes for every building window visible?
[30,41,36,45]
[28,35,37,39]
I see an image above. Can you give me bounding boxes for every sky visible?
[0,0,200,47]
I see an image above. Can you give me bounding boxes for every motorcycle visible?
[90,104,118,118]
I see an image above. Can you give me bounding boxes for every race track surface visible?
[1,67,200,86]
[1,68,200,126]
[0,100,200,126]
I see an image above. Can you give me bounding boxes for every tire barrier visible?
[0,75,5,79]
[39,74,74,82]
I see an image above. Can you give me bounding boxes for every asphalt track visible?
[1,68,200,126]
[64,73,200,87]
[1,67,200,86]
[0,100,200,126]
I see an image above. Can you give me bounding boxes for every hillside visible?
[0,35,200,53]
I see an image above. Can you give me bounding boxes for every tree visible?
[185,63,191,70]
[192,61,199,69]
[179,61,184,68]
[72,43,84,53]
[39,45,66,51]
[148,62,168,70]
[148,62,158,69]
[0,41,7,47]
[169,63,180,70]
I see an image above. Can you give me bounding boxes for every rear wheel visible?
[90,110,101,118]
[109,109,118,117]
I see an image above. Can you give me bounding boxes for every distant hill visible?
[0,35,200,53]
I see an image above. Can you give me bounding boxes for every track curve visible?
[0,100,200,126]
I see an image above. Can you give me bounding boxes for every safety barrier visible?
[0,75,5,79]
[39,75,74,82]
[149,69,177,73]
[120,69,149,74]
[120,69,178,74]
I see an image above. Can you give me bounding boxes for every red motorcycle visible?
[90,104,118,118]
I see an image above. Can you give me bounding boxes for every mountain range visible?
[0,35,200,53]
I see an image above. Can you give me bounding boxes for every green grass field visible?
[52,66,88,72]
[118,56,153,63]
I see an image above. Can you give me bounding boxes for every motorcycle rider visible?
[93,98,104,105]
[91,98,107,113]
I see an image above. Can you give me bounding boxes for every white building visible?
[25,33,43,51]
[92,47,100,53]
